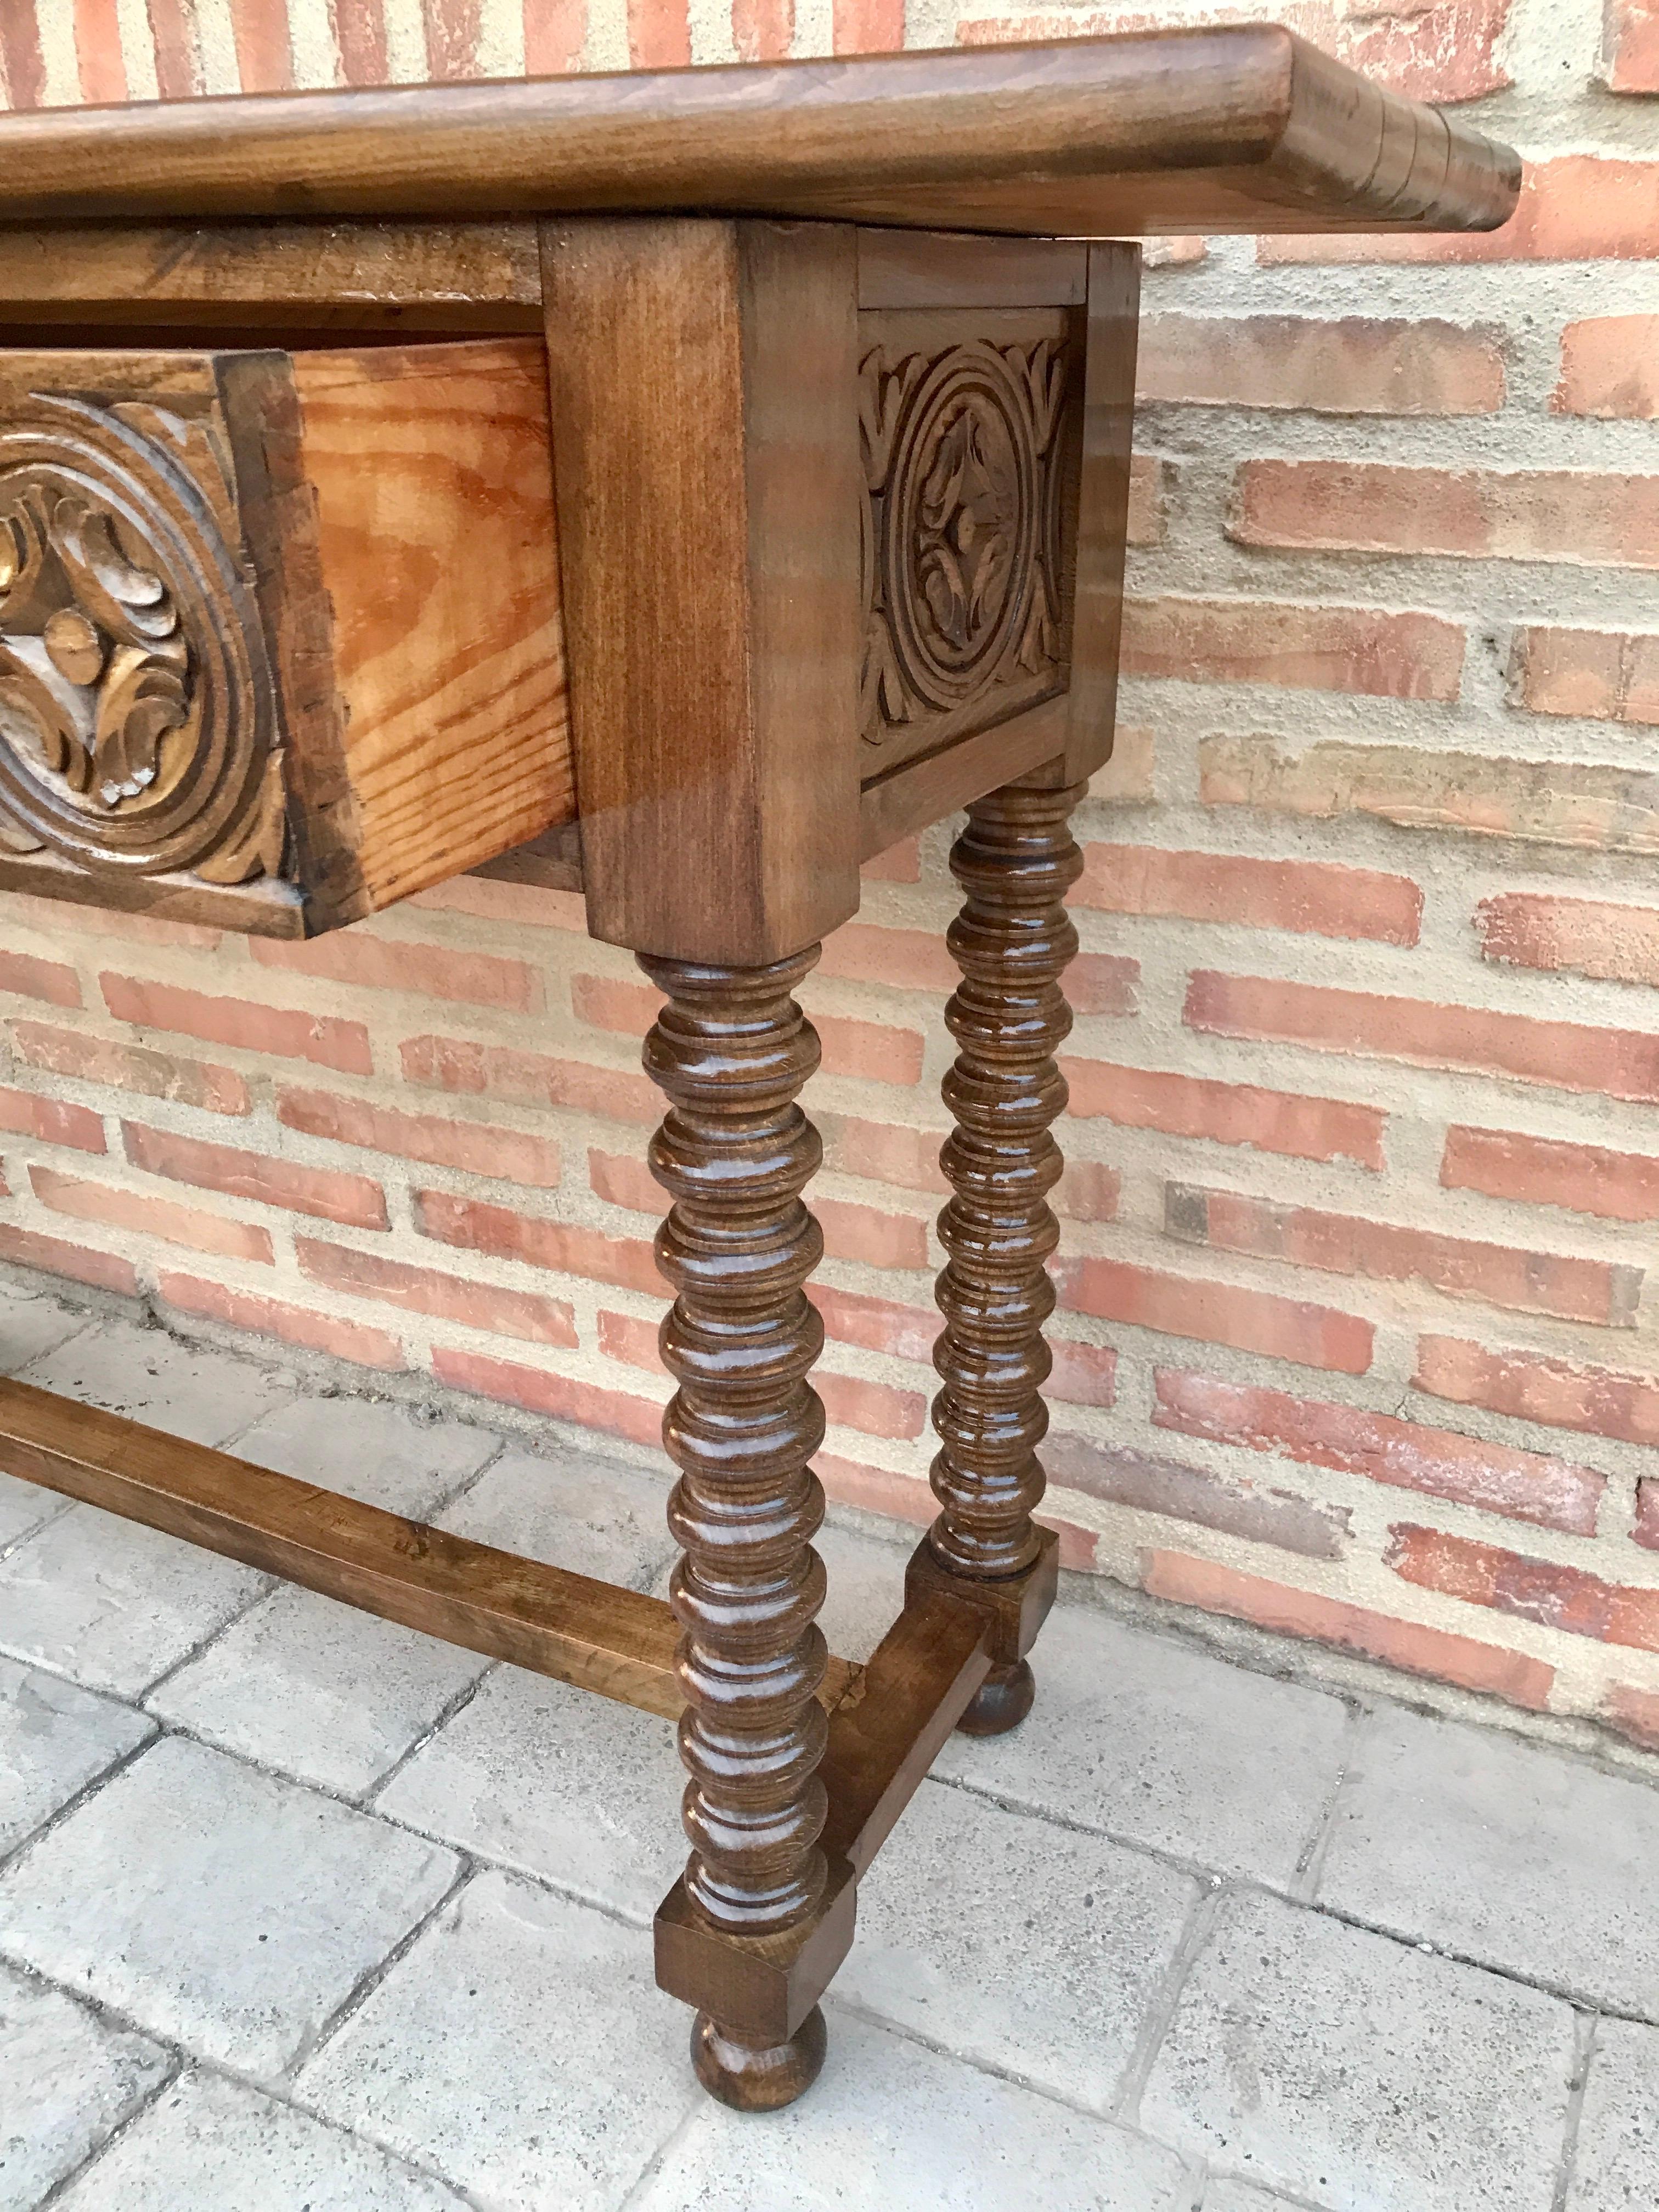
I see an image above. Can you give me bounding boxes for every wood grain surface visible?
[285,337,574,912]
[0,33,1520,240]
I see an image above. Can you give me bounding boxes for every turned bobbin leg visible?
[916,775,1085,1737]
[641,948,837,2111]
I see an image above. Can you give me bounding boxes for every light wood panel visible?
[286,338,573,911]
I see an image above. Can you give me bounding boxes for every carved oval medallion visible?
[0,393,280,879]
[880,342,1042,715]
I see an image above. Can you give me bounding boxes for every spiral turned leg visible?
[924,777,1084,1736]
[641,949,833,2111]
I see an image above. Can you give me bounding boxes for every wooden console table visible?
[0,32,1516,2110]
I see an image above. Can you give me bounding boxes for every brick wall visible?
[3,0,1658,1753]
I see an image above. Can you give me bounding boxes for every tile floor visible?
[1,1272,1656,2211]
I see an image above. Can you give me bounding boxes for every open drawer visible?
[0,338,572,937]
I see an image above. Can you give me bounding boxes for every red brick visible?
[229,0,292,88]
[251,932,541,1012]
[860,836,921,883]
[0,1222,137,1296]
[422,0,482,75]
[569,972,662,1035]
[959,0,1513,103]
[588,1146,667,1216]
[1602,0,1659,90]
[1128,453,1171,545]
[1554,317,1659,418]
[400,1034,659,1125]
[809,1282,935,1363]
[140,0,201,98]
[1261,157,1659,264]
[1388,1522,1659,1655]
[1061,1057,1386,1170]
[1415,1334,1659,1449]
[1602,1682,1659,1754]
[1066,954,1140,1018]
[628,0,690,65]
[820,1115,947,1194]
[73,0,128,102]
[414,1187,662,1294]
[595,1306,664,1373]
[1166,1182,1639,1328]
[815,1448,934,1530]
[122,1122,388,1229]
[30,1165,274,1266]
[1076,844,1421,945]
[1047,1336,1118,1408]
[1442,1124,1659,1225]
[1636,1479,1659,1553]
[1235,461,1659,571]
[813,924,974,995]
[1146,1549,1553,1708]
[1201,733,1659,856]
[1057,1257,1373,1374]
[1154,1367,1606,1536]
[1185,968,1659,1105]
[1476,892,1659,989]
[0,950,80,1008]
[1054,1160,1119,1223]
[524,0,586,77]
[278,1086,561,1188]
[1121,595,1465,702]
[296,1236,578,1347]
[157,1270,404,1370]
[0,1086,105,1154]
[1137,314,1504,415]
[819,1369,928,1441]
[433,1342,664,1444]
[1510,625,1659,728]
[101,975,371,1076]
[1046,1432,1348,1558]
[8,1022,249,1115]
[1092,724,1155,806]
[814,1196,928,1272]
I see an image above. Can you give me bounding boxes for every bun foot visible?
[956,1657,1035,1737]
[690,2005,828,2112]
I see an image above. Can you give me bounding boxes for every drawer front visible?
[0,338,572,936]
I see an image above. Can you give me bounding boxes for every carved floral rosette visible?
[0,390,285,885]
[859,331,1076,758]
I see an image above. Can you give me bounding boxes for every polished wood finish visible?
[0,1372,862,1720]
[1063,244,1141,785]
[641,948,842,2100]
[0,337,573,934]
[857,693,1066,865]
[0,222,540,332]
[544,219,861,968]
[0,1374,693,1717]
[0,34,1517,241]
[819,1581,991,1877]
[857,306,1081,775]
[857,230,1088,311]
[0,36,1527,2120]
[927,776,1084,1731]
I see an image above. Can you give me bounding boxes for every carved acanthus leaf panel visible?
[857,308,1082,776]
[0,375,288,889]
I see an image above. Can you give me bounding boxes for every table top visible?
[0,29,1519,240]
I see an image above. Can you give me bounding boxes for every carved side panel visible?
[0,363,291,910]
[857,307,1082,780]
